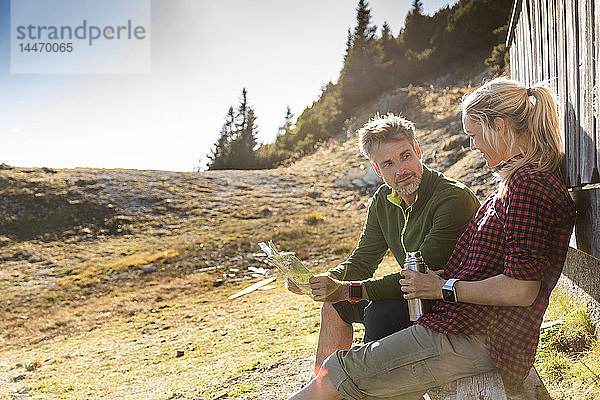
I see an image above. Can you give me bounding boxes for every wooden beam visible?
[456,371,507,400]
[507,0,524,48]
[453,367,552,400]
[579,0,595,184]
[565,0,581,187]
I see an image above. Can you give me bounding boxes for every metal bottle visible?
[404,251,431,321]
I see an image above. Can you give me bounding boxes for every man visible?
[287,113,480,376]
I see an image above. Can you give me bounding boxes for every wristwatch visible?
[442,278,459,303]
[348,281,363,304]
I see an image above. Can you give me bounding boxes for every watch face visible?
[442,288,455,303]
[350,285,362,299]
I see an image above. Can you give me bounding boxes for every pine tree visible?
[235,88,248,133]
[207,106,235,170]
[380,21,397,61]
[404,0,433,52]
[343,28,353,63]
[235,108,258,169]
[228,88,259,169]
[340,0,385,112]
[206,88,259,170]
[411,0,423,15]
[278,106,295,136]
[353,0,377,45]
[381,21,391,41]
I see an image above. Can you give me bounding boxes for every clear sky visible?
[0,0,458,171]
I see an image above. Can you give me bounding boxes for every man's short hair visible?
[358,114,417,160]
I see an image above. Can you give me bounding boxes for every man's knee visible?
[330,300,368,325]
[363,299,411,342]
[321,303,349,326]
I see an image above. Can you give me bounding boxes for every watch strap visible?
[348,281,362,304]
[442,278,459,303]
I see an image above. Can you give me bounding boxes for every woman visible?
[287,78,576,400]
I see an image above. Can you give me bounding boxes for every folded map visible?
[258,241,313,295]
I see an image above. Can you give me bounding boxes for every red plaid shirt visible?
[417,162,575,384]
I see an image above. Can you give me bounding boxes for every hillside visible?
[0,84,499,399]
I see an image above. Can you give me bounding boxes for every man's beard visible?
[394,173,422,196]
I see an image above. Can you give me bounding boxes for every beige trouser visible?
[322,324,496,400]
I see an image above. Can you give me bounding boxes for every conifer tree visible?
[207,88,259,170]
[381,21,391,41]
[234,108,258,169]
[340,0,385,112]
[278,106,295,136]
[404,0,433,52]
[411,0,423,15]
[206,106,235,170]
[380,21,397,61]
[343,28,353,63]
[353,0,377,45]
[229,88,258,169]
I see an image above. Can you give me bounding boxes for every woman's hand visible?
[399,269,445,300]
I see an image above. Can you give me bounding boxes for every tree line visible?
[206,0,512,171]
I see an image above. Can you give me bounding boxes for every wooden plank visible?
[522,0,533,86]
[537,0,544,81]
[595,0,600,182]
[530,0,539,83]
[565,0,580,187]
[527,0,534,85]
[540,0,548,82]
[505,367,553,399]
[456,370,507,400]
[512,6,523,82]
[534,0,548,82]
[507,0,523,48]
[547,0,558,92]
[538,0,545,81]
[517,0,527,83]
[509,36,517,80]
[515,30,522,82]
[560,247,600,326]
[510,5,523,82]
[555,0,568,178]
[572,188,600,260]
[542,0,548,80]
[522,367,552,400]
[511,5,518,80]
[579,0,595,185]
[520,14,527,83]
[449,367,552,400]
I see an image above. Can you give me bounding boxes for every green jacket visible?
[329,165,480,301]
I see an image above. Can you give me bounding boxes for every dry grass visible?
[1,279,319,399]
[0,255,400,399]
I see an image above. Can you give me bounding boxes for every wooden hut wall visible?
[509,0,599,187]
[509,0,600,260]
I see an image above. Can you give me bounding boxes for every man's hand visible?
[309,273,349,303]
[399,269,445,300]
[285,278,304,295]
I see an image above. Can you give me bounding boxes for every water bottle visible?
[404,251,431,321]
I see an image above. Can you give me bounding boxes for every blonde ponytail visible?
[461,78,563,181]
[526,86,563,174]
